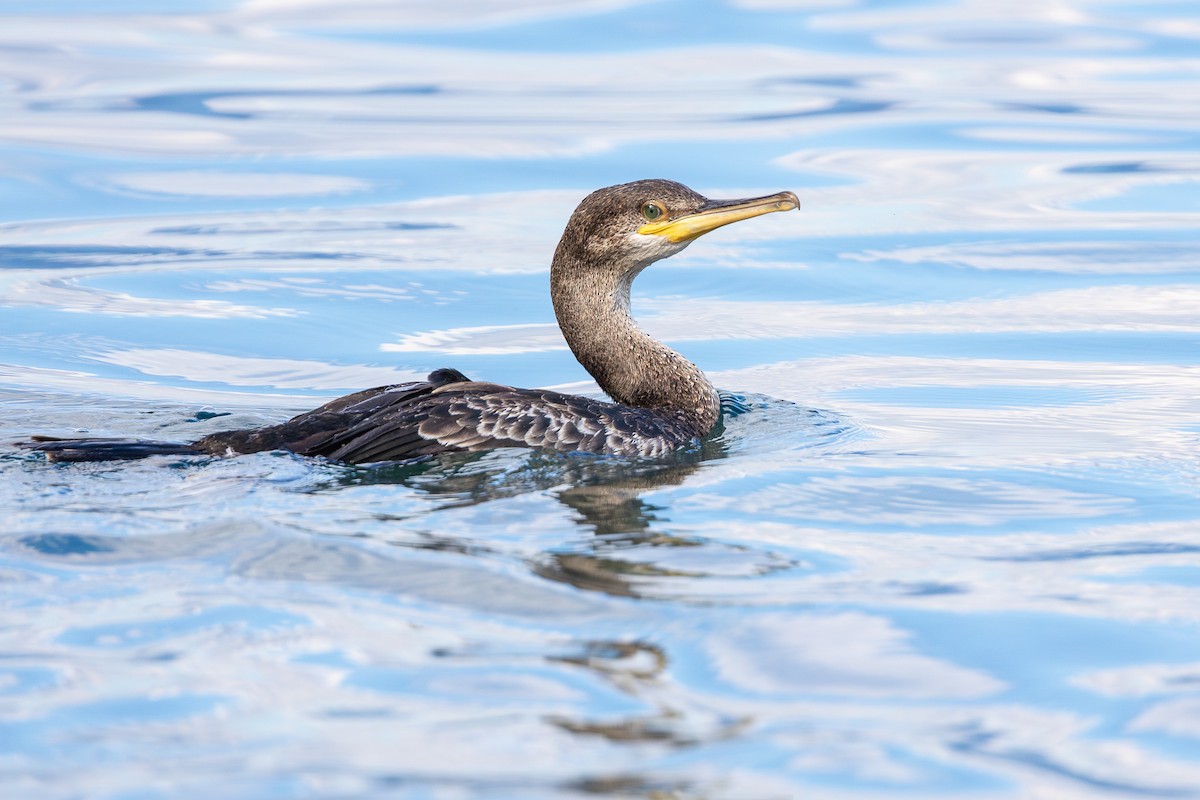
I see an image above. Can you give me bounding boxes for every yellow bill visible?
[638,190,800,243]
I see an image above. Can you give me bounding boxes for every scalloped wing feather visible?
[324,387,696,463]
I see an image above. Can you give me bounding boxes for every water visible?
[2,0,1200,796]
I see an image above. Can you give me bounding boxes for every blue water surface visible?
[2,1,1200,797]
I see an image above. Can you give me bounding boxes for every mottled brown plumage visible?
[22,180,798,463]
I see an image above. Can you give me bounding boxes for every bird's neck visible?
[551,256,720,437]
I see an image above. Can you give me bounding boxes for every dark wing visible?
[321,383,701,463]
[297,368,470,417]
[196,368,471,458]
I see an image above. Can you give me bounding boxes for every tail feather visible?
[19,437,203,462]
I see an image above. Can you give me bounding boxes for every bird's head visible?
[552,178,800,280]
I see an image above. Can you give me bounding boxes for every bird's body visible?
[23,180,798,464]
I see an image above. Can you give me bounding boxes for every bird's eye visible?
[641,202,665,221]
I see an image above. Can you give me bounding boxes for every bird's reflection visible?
[313,410,734,598]
[544,639,751,751]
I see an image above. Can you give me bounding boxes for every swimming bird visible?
[23,179,798,463]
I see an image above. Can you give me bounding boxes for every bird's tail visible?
[18,436,203,462]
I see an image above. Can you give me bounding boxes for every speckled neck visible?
[550,248,721,438]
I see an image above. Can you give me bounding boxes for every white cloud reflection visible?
[0,275,297,319]
[845,240,1200,274]
[204,277,419,302]
[99,171,371,199]
[655,285,1200,337]
[710,355,1200,472]
[1073,661,1200,698]
[235,0,650,30]
[671,516,1200,624]
[0,190,575,276]
[957,126,1167,144]
[383,323,564,355]
[775,150,1200,236]
[707,611,1004,698]
[0,362,313,406]
[1130,697,1200,739]
[93,348,424,390]
[685,474,1130,527]
[1072,662,1200,739]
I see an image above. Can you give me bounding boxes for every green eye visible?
[641,202,665,221]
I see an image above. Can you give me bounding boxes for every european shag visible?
[23,179,799,462]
